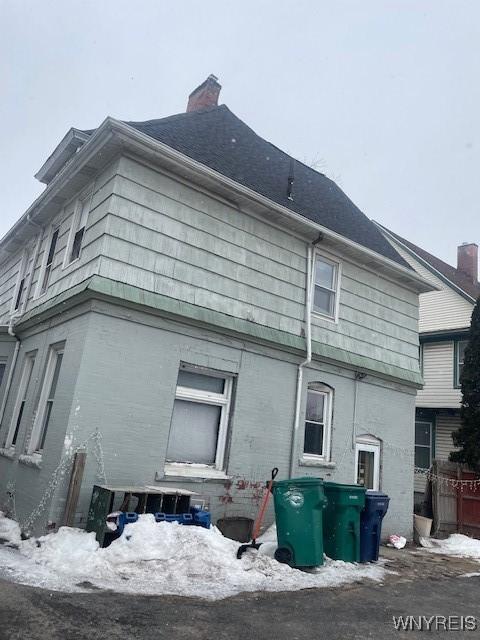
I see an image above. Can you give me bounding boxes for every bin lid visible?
[324,481,365,493]
[365,491,390,500]
[273,476,324,488]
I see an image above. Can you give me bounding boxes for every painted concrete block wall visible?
[0,308,91,532]
[47,303,415,538]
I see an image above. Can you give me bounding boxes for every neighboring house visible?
[376,224,480,507]
[0,76,431,538]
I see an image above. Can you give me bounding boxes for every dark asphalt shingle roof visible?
[91,105,410,266]
[380,225,480,301]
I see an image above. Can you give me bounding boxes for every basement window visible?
[165,366,233,472]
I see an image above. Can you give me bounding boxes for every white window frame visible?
[63,189,92,268]
[354,435,381,491]
[35,226,59,298]
[27,346,64,455]
[414,420,433,470]
[165,367,233,476]
[302,384,333,462]
[11,250,29,314]
[454,339,468,389]
[5,353,35,449]
[311,251,341,322]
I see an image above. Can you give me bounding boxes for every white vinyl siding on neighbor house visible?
[389,243,474,333]
[435,414,461,461]
[417,342,462,408]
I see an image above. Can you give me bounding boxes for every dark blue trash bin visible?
[360,491,390,562]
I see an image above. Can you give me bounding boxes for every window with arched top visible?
[303,382,333,460]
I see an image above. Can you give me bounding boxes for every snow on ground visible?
[0,513,387,600]
[420,534,480,560]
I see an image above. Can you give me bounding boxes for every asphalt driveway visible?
[1,549,479,639]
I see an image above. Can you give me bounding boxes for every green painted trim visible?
[421,330,469,344]
[16,275,423,387]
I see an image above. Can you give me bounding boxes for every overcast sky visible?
[1,0,478,266]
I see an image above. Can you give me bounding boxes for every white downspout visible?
[289,244,314,478]
[0,221,43,431]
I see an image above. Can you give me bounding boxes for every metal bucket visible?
[217,517,254,542]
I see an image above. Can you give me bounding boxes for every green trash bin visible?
[323,482,366,562]
[272,477,326,568]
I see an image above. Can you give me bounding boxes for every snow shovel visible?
[236,467,278,559]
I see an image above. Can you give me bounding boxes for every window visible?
[312,254,340,319]
[27,347,64,454]
[166,366,233,470]
[355,435,380,490]
[0,359,7,389]
[38,228,59,296]
[454,339,468,388]
[12,251,29,312]
[5,354,35,449]
[303,382,333,459]
[415,421,433,470]
[65,194,91,264]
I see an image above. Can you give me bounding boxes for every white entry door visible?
[355,436,380,491]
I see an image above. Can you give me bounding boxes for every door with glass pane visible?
[355,440,380,491]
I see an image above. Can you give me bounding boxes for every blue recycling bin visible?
[360,491,390,562]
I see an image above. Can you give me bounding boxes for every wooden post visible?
[63,450,87,527]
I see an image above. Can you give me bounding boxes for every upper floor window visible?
[303,382,333,460]
[37,228,59,297]
[27,345,64,454]
[454,339,468,388]
[65,193,91,265]
[312,254,340,320]
[12,251,29,312]
[166,365,233,471]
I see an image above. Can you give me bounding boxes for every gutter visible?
[289,244,314,478]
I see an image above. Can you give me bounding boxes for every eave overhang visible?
[1,118,433,294]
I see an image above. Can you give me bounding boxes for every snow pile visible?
[0,513,388,599]
[0,511,21,546]
[420,534,480,560]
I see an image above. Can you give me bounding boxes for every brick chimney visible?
[457,243,479,282]
[186,75,221,112]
